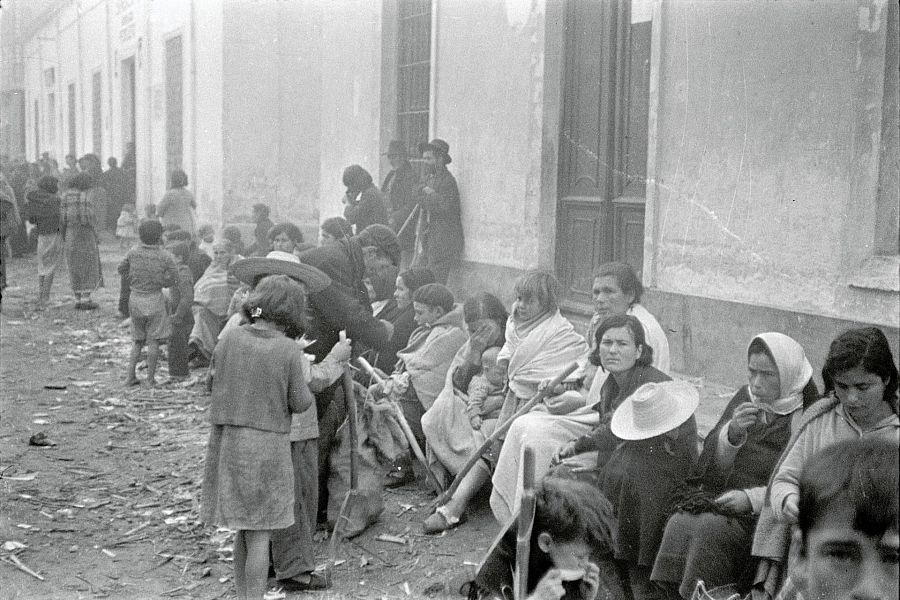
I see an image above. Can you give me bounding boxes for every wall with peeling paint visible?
[647,0,899,332]
[432,0,557,275]
[221,0,322,230]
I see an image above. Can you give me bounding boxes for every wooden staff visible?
[356,356,445,493]
[515,446,536,600]
[431,362,580,509]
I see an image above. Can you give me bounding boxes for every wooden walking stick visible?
[430,361,580,509]
[356,356,445,493]
[394,203,420,242]
[515,446,537,600]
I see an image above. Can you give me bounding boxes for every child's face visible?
[513,294,542,322]
[201,231,214,244]
[538,533,591,572]
[413,302,443,328]
[482,358,505,387]
[271,232,295,253]
[798,498,899,600]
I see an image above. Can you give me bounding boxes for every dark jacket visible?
[418,168,464,258]
[382,161,419,249]
[344,184,388,233]
[372,300,417,373]
[168,264,195,327]
[25,189,61,235]
[188,246,212,283]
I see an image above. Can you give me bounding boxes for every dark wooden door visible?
[556,0,652,311]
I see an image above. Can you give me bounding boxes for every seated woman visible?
[492,313,666,524]
[371,283,468,450]
[491,262,670,524]
[751,327,899,600]
[188,241,241,366]
[371,268,436,375]
[420,293,508,508]
[599,381,699,599]
[268,221,314,256]
[650,332,818,598]
[425,273,586,533]
[319,216,353,246]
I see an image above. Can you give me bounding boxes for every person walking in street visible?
[414,139,464,284]
[157,169,197,239]
[342,164,388,234]
[25,176,62,308]
[381,141,418,267]
[102,157,127,232]
[61,172,103,310]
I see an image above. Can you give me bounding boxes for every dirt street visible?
[1,238,733,600]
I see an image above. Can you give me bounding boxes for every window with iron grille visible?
[92,71,102,157]
[165,35,184,178]
[397,0,431,166]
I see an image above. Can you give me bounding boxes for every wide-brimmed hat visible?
[230,250,331,292]
[383,140,408,158]
[610,381,699,440]
[418,138,452,164]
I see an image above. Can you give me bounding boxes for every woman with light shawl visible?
[188,241,241,365]
[489,263,669,524]
[423,272,586,534]
[650,333,818,598]
[61,172,103,310]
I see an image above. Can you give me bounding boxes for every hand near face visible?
[715,490,753,514]
[727,402,762,444]
[579,562,601,600]
[469,321,501,356]
[527,569,565,600]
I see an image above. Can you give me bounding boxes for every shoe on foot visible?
[422,506,466,534]
[277,571,329,591]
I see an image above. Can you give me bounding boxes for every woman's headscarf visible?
[748,332,814,415]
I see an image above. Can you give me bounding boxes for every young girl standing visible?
[201,274,315,600]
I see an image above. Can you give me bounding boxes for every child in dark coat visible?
[165,241,195,380]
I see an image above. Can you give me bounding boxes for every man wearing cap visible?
[415,138,464,284]
[381,141,419,268]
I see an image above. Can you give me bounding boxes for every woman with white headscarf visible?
[650,332,818,598]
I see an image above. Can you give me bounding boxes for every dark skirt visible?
[650,511,756,597]
[65,224,100,294]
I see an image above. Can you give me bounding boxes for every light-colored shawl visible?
[193,254,239,317]
[749,332,814,415]
[497,310,588,399]
[396,304,468,410]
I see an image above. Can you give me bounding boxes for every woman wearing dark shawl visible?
[650,333,818,598]
[61,172,102,310]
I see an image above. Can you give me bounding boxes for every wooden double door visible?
[556,0,652,311]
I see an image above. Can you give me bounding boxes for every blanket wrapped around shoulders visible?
[396,304,468,410]
[193,258,240,317]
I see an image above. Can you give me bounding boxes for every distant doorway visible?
[121,57,136,152]
[556,0,652,310]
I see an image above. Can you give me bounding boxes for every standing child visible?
[466,346,507,431]
[201,274,315,600]
[116,204,138,249]
[118,219,179,386]
[165,241,195,381]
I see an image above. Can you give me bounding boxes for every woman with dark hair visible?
[157,169,197,238]
[319,216,353,245]
[25,175,62,307]
[341,165,388,234]
[61,172,102,309]
[372,268,436,374]
[651,333,818,597]
[267,222,308,256]
[751,327,899,600]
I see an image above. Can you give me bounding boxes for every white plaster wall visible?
[431,0,550,271]
[318,0,383,224]
[648,0,899,327]
[193,0,224,229]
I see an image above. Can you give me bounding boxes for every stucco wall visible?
[318,0,384,226]
[647,0,899,328]
[221,0,322,230]
[432,0,556,272]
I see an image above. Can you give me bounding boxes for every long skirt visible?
[651,511,756,597]
[271,439,319,579]
[201,424,294,531]
[37,233,62,277]
[64,224,100,295]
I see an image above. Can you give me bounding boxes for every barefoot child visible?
[116,204,137,249]
[118,219,178,386]
[201,274,316,600]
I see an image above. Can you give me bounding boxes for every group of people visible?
[194,224,897,600]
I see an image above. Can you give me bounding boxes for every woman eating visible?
[651,332,818,597]
[751,327,899,600]
[491,262,670,523]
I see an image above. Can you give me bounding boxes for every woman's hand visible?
[727,403,762,445]
[715,490,752,514]
[327,337,352,364]
[551,441,578,466]
[782,494,799,523]
[537,378,565,397]
[468,321,500,357]
[579,562,601,600]
[527,569,565,600]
